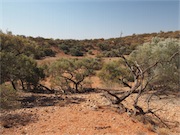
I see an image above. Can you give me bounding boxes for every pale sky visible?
[1,0,179,39]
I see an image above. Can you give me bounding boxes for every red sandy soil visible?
[0,92,158,135]
[1,89,179,135]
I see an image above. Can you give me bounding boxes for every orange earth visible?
[1,89,180,135]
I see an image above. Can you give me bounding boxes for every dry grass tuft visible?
[135,131,147,135]
[156,127,171,135]
[145,123,155,132]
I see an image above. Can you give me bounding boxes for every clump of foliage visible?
[58,40,87,56]
[98,59,133,86]
[58,43,69,54]
[69,45,84,56]
[0,52,45,90]
[0,31,48,91]
[0,84,19,110]
[0,31,56,59]
[97,42,111,51]
[33,45,56,59]
[48,58,102,93]
[130,38,180,91]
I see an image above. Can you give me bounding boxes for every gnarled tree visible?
[99,38,180,124]
[49,58,102,93]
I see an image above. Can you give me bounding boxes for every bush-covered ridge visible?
[1,30,179,57]
[0,32,56,60]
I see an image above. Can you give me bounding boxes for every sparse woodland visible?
[0,30,180,134]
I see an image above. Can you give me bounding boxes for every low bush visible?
[0,84,19,110]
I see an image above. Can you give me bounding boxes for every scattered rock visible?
[3,124,12,128]
[112,117,116,120]
[95,126,111,130]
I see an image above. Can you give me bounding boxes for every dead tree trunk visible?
[103,55,148,115]
[103,53,178,127]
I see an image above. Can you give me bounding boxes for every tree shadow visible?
[0,93,86,129]
[78,88,101,94]
[0,112,38,128]
[63,96,86,105]
[19,94,86,108]
[25,87,55,94]
[134,113,179,130]
[147,89,180,101]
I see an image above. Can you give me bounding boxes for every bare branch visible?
[146,93,154,111]
[148,110,170,129]
[120,55,136,76]
[119,78,132,88]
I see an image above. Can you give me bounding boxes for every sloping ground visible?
[0,92,158,135]
[1,89,180,135]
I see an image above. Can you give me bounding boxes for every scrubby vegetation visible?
[0,84,19,110]
[0,52,45,90]
[99,38,179,113]
[0,30,179,134]
[0,31,56,59]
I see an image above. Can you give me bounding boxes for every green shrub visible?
[58,44,85,56]
[130,38,180,90]
[0,84,19,110]
[58,44,69,53]
[97,43,111,51]
[44,48,56,57]
[98,59,133,85]
[69,47,84,56]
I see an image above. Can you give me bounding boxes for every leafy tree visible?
[0,31,55,59]
[0,32,30,56]
[49,58,102,93]
[0,52,45,90]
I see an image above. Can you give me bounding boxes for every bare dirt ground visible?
[0,88,179,135]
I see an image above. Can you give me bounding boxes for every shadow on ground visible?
[19,94,86,108]
[0,112,38,128]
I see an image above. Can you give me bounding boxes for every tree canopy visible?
[0,31,55,59]
[0,52,45,90]
[48,58,102,93]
